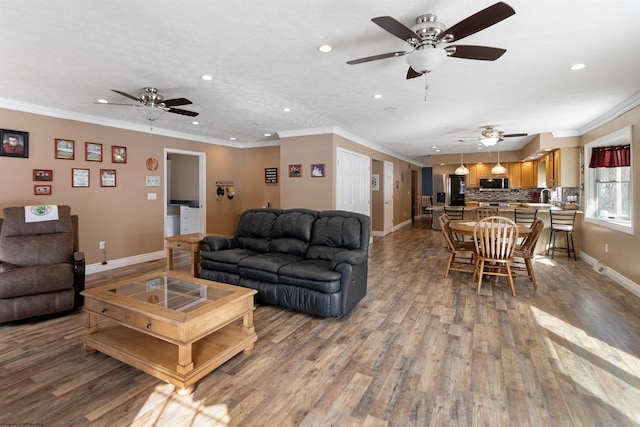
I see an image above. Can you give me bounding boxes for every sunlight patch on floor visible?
[131,383,231,426]
[530,305,640,423]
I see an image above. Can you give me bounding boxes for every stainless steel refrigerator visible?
[447,174,466,206]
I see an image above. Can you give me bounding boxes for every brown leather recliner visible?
[0,205,85,323]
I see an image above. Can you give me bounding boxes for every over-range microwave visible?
[479,177,509,190]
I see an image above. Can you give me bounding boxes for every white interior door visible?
[336,148,370,216]
[383,161,393,235]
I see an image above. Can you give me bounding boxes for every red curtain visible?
[589,144,631,168]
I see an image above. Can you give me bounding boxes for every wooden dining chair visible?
[511,218,544,289]
[439,215,475,277]
[444,207,465,240]
[474,207,499,220]
[473,216,519,296]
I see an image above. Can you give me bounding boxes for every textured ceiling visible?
[1,1,640,165]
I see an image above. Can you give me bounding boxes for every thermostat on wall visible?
[145,176,161,187]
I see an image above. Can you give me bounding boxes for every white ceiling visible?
[2,1,640,166]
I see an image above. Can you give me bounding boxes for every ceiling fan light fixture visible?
[481,136,500,146]
[138,106,165,121]
[405,46,447,73]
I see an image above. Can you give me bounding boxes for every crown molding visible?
[552,91,640,138]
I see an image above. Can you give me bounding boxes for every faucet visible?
[540,188,552,204]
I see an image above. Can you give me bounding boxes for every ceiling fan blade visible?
[447,45,506,61]
[502,133,528,138]
[167,107,199,117]
[162,97,192,107]
[437,2,515,43]
[347,51,409,65]
[372,16,420,42]
[406,67,423,79]
[111,89,140,102]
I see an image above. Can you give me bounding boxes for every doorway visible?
[336,148,370,216]
[164,148,206,236]
[383,161,393,235]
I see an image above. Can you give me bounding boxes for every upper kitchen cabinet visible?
[508,162,521,188]
[467,164,480,188]
[541,148,579,188]
[520,161,537,188]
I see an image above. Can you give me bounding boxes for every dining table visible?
[448,219,533,238]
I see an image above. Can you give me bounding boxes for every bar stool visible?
[514,208,538,226]
[546,210,577,260]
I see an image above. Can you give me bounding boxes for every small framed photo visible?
[72,168,90,187]
[311,163,325,177]
[1,129,29,158]
[112,145,127,163]
[100,169,116,187]
[55,138,75,160]
[85,142,103,162]
[288,164,302,178]
[34,185,52,196]
[33,169,53,181]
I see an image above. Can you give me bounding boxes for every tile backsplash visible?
[466,187,580,205]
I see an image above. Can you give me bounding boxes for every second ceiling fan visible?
[346,2,516,79]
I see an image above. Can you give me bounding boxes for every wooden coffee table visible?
[81,270,257,395]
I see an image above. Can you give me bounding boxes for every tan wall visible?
[279,134,333,210]
[0,108,278,265]
[579,105,640,285]
[168,153,199,201]
[371,160,384,231]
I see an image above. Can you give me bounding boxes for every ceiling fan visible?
[479,125,528,146]
[346,2,515,79]
[103,87,199,119]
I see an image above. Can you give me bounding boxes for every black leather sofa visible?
[199,208,370,317]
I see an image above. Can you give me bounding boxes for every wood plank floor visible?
[2,220,640,426]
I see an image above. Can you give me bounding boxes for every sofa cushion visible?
[200,248,259,274]
[270,209,317,256]
[235,209,280,252]
[279,260,342,293]
[307,215,363,261]
[0,264,74,298]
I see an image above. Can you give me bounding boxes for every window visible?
[584,126,633,234]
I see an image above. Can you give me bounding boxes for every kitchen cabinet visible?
[543,148,579,188]
[467,164,479,188]
[508,162,521,188]
[520,161,537,188]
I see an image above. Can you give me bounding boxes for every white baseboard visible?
[86,251,165,275]
[580,251,640,299]
[393,219,412,231]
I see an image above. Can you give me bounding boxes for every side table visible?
[165,233,212,277]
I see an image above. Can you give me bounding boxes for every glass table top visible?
[108,275,233,313]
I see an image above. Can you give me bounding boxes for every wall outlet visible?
[99,241,106,250]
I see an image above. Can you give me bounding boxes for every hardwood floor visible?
[2,220,640,426]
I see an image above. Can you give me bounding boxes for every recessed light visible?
[477,147,483,150]
[373,94,383,99]
[229,137,237,141]
[97,99,108,104]
[431,146,437,149]
[192,121,199,125]
[570,63,585,71]
[440,163,445,166]
[283,107,291,112]
[318,45,332,53]
[201,74,213,80]
[264,133,272,137]
[436,149,440,152]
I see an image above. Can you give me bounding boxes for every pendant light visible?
[491,148,507,174]
[454,141,469,175]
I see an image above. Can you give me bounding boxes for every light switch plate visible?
[145,176,160,187]
[147,193,157,200]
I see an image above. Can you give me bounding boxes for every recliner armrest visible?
[330,249,368,269]
[202,236,238,251]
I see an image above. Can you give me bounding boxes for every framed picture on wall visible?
[85,142,102,162]
[1,129,29,158]
[112,145,127,163]
[55,138,75,160]
[288,164,302,177]
[72,168,90,187]
[34,185,52,195]
[33,169,53,181]
[100,169,116,187]
[311,164,325,177]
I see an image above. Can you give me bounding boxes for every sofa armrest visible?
[73,251,86,308]
[330,249,368,269]
[202,236,238,251]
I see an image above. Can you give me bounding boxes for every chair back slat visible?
[443,207,464,220]
[520,218,544,255]
[474,216,519,261]
[550,210,577,228]
[514,208,538,226]
[439,214,458,251]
